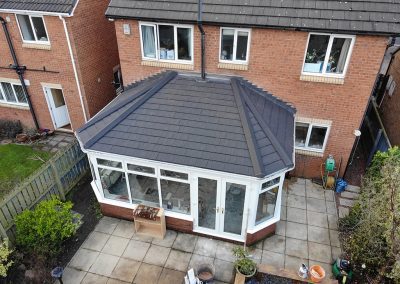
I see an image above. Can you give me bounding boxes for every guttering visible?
[0,9,70,17]
[197,0,206,80]
[59,15,88,123]
[0,16,39,129]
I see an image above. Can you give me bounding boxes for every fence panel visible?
[0,140,89,241]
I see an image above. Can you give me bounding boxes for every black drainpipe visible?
[197,0,206,80]
[0,17,39,130]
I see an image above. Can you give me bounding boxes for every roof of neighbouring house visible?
[0,0,77,15]
[76,71,296,178]
[105,0,400,35]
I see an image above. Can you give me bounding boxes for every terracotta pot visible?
[15,133,28,142]
[309,265,326,283]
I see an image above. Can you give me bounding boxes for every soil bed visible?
[245,272,305,284]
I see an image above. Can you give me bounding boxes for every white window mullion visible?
[321,36,334,74]
[232,30,238,61]
[174,26,178,61]
[28,16,38,42]
[10,84,19,103]
[304,124,313,148]
[0,84,5,102]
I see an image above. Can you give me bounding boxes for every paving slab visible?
[306,198,327,213]
[112,220,135,239]
[157,268,186,284]
[95,217,119,234]
[69,248,99,271]
[287,207,307,224]
[134,263,163,284]
[287,195,307,209]
[81,272,108,284]
[282,191,288,206]
[286,221,307,240]
[324,190,335,202]
[107,278,129,284]
[287,181,306,197]
[189,254,214,270]
[89,253,120,277]
[281,206,287,221]
[285,238,308,259]
[248,248,262,264]
[172,233,198,253]
[213,259,235,283]
[63,267,87,284]
[111,258,140,283]
[284,255,308,271]
[165,249,191,272]
[102,235,129,256]
[339,198,355,207]
[326,201,337,214]
[307,225,330,245]
[346,185,360,193]
[275,220,286,236]
[263,234,285,254]
[261,250,285,267]
[331,246,343,261]
[306,187,325,200]
[307,211,328,228]
[122,240,150,261]
[340,191,359,199]
[152,230,177,248]
[82,231,110,251]
[327,214,338,230]
[132,233,153,243]
[308,242,332,263]
[194,237,219,257]
[329,230,341,247]
[143,244,171,266]
[215,241,236,262]
[338,206,349,218]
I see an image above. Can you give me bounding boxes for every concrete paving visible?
[63,178,341,283]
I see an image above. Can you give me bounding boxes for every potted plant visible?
[232,247,257,278]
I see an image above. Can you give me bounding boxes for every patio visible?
[62,178,341,284]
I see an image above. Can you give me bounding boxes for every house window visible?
[0,82,27,105]
[16,15,49,43]
[140,23,193,62]
[303,33,354,76]
[220,28,250,63]
[295,122,329,152]
[256,186,278,225]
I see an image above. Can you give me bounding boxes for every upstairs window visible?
[220,28,250,64]
[16,15,49,44]
[139,23,193,63]
[295,122,330,152]
[302,33,354,77]
[0,82,27,105]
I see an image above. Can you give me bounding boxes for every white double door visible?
[194,176,249,240]
[44,87,70,129]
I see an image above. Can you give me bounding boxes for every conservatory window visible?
[303,33,354,76]
[256,186,278,225]
[128,174,159,206]
[98,167,129,203]
[160,168,190,215]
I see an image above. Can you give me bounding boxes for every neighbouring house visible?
[76,1,400,243]
[0,0,120,132]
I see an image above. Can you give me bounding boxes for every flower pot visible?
[16,133,28,142]
[309,265,326,283]
[236,266,257,278]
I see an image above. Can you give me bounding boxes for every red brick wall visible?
[115,20,387,178]
[380,51,400,146]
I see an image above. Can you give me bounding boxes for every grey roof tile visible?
[0,0,77,14]
[77,72,295,178]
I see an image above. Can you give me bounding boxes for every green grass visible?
[0,144,52,197]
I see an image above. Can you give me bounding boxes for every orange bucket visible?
[309,265,326,283]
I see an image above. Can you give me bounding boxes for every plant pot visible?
[236,266,257,278]
[16,133,28,142]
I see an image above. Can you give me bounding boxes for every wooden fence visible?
[0,140,89,241]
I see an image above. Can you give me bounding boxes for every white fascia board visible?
[0,9,71,17]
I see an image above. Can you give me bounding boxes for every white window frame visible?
[219,27,251,65]
[139,22,194,64]
[15,14,50,45]
[295,122,331,153]
[301,33,355,78]
[0,81,28,106]
[254,178,280,226]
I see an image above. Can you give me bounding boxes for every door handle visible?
[221,208,224,214]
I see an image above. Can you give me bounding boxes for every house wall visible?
[114,19,387,178]
[380,51,400,145]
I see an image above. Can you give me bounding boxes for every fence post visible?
[0,222,8,241]
[49,160,66,201]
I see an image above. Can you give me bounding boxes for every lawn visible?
[0,144,52,197]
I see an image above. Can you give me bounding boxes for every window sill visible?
[218,62,248,71]
[141,60,194,70]
[295,148,324,157]
[22,43,51,50]
[0,102,29,110]
[300,74,344,85]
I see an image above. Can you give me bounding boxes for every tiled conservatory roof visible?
[76,71,296,178]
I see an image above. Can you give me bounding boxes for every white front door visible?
[44,87,70,128]
[195,176,248,239]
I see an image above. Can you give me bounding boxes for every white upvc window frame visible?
[295,121,331,153]
[0,81,28,106]
[219,27,251,65]
[139,22,194,64]
[301,33,355,78]
[15,14,50,45]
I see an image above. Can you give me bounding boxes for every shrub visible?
[15,198,80,257]
[0,240,13,277]
[0,120,22,139]
[340,147,400,281]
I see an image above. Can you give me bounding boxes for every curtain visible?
[142,25,156,58]
[336,39,351,73]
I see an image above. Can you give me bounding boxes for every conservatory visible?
[76,71,296,244]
